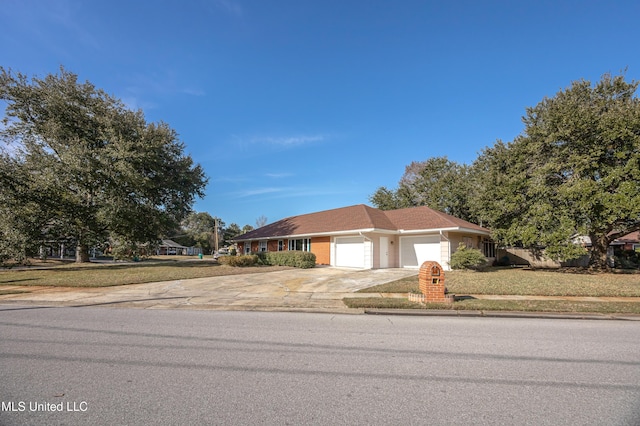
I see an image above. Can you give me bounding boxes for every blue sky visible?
[2,0,639,229]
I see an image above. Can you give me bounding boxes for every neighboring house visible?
[611,231,640,251]
[156,239,202,256]
[233,204,493,270]
[501,231,640,268]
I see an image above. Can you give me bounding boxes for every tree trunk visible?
[588,234,610,270]
[76,243,90,263]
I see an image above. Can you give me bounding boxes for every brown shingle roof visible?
[384,205,488,232]
[615,231,640,243]
[234,204,489,240]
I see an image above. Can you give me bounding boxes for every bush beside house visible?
[259,251,316,268]
[218,251,316,269]
[450,243,487,270]
[218,254,260,267]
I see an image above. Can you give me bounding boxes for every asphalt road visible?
[1,305,639,425]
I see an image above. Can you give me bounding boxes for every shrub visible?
[450,243,487,270]
[218,254,258,267]
[256,251,316,268]
[255,250,316,269]
[219,251,316,268]
[613,254,639,270]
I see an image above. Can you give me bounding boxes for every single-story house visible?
[156,239,203,256]
[233,204,493,270]
[611,231,640,251]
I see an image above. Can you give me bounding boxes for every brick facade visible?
[418,261,451,303]
[311,237,330,265]
[236,238,329,266]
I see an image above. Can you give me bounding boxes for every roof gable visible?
[234,204,489,241]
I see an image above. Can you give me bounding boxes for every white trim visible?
[288,237,311,252]
[397,227,490,236]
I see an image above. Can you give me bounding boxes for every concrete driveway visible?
[0,267,418,312]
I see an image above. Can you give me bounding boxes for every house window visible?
[259,241,267,252]
[482,240,497,258]
[288,238,311,252]
[244,242,251,254]
[278,240,284,251]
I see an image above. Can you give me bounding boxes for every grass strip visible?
[343,297,640,314]
[0,261,290,288]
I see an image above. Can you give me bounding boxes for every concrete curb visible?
[2,299,639,320]
[364,308,640,321]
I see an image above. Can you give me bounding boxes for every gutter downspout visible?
[440,230,451,270]
[359,231,372,269]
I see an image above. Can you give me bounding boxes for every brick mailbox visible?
[418,261,452,303]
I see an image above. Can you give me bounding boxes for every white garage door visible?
[400,235,441,268]
[335,237,365,268]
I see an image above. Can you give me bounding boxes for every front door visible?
[379,237,389,268]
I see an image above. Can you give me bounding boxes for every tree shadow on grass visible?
[0,278,40,284]
[44,260,221,273]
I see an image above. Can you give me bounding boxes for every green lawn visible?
[359,267,640,297]
[346,267,640,314]
[0,258,289,287]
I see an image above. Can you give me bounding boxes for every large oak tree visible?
[474,73,640,269]
[0,67,207,262]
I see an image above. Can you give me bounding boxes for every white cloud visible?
[118,72,205,110]
[229,133,328,152]
[231,185,355,200]
[6,0,101,52]
[214,176,251,183]
[265,172,294,178]
[254,135,325,147]
[233,187,290,198]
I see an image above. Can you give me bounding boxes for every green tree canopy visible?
[474,73,640,269]
[369,156,478,223]
[178,212,220,254]
[223,223,243,245]
[0,67,207,262]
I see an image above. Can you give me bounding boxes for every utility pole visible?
[214,218,219,254]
